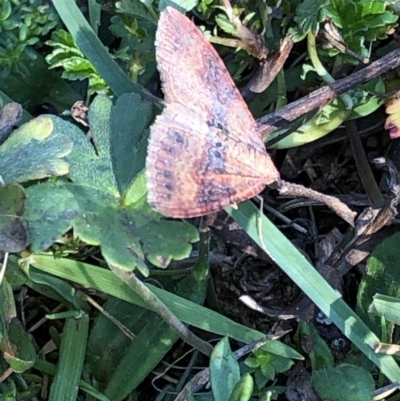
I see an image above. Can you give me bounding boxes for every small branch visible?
[242,35,293,102]
[276,180,357,226]
[109,264,213,357]
[258,47,400,138]
[307,32,353,110]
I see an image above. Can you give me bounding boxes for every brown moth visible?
[146,7,280,218]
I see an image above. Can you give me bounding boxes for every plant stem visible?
[109,264,213,357]
[307,32,353,109]
[307,32,335,84]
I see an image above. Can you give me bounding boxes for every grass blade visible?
[51,0,141,97]
[226,200,400,382]
[27,254,302,360]
[49,313,89,401]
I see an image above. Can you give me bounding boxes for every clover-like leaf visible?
[25,94,199,276]
[0,113,72,184]
[0,104,72,251]
[311,364,375,401]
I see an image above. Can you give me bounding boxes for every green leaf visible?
[51,0,143,97]
[110,92,153,195]
[227,201,400,382]
[0,0,60,79]
[116,0,158,23]
[86,297,177,399]
[357,231,400,335]
[324,0,398,62]
[348,78,385,120]
[0,277,36,373]
[0,52,80,115]
[311,363,375,401]
[28,254,303,360]
[228,373,253,401]
[0,0,12,22]
[46,29,110,96]
[368,294,400,326]
[27,268,86,311]
[34,358,111,401]
[159,0,198,12]
[88,247,208,398]
[0,115,72,184]
[210,337,240,401]
[290,0,330,41]
[0,184,27,252]
[49,314,89,401]
[297,321,334,370]
[290,0,398,60]
[25,95,198,275]
[4,320,36,372]
[268,98,351,149]
[245,349,293,382]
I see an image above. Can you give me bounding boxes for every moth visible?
[146,6,280,218]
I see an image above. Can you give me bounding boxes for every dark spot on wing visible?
[163,170,173,179]
[206,145,225,173]
[163,146,175,154]
[206,118,229,133]
[173,131,184,143]
[198,182,236,204]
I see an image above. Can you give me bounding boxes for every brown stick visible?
[258,47,400,138]
[276,180,357,226]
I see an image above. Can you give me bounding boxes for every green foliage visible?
[290,0,330,40]
[0,277,36,374]
[0,0,59,77]
[357,231,400,335]
[46,29,110,96]
[296,321,334,370]
[291,0,398,62]
[86,297,178,399]
[210,338,241,401]
[245,348,294,389]
[0,115,71,184]
[24,94,199,276]
[0,103,72,252]
[110,0,159,85]
[294,321,376,401]
[3,0,400,398]
[49,314,89,401]
[115,0,158,23]
[324,0,398,62]
[46,0,159,94]
[312,364,375,401]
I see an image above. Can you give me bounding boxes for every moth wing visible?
[146,104,278,217]
[156,7,265,152]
